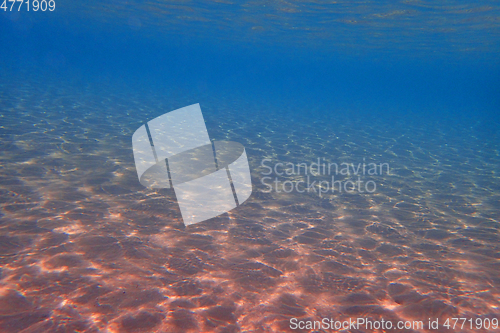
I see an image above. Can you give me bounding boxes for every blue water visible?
[1,2,499,332]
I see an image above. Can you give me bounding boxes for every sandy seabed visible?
[0,74,499,333]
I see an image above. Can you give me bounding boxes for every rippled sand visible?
[0,76,499,332]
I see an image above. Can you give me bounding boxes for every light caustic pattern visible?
[0,78,499,332]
